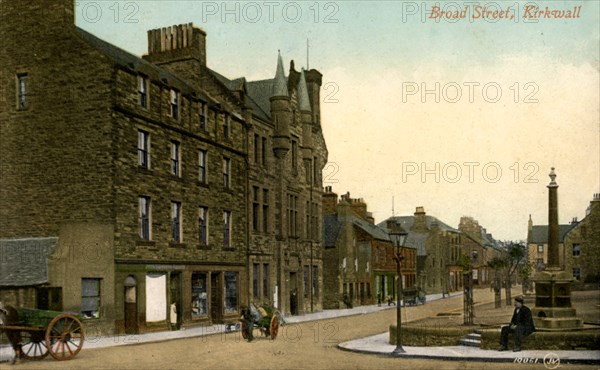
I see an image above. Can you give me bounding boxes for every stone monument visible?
[531,168,583,330]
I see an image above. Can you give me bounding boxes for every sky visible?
[76,0,600,241]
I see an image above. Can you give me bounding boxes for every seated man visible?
[499,296,535,352]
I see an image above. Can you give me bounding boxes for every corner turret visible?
[270,51,291,158]
[298,68,313,160]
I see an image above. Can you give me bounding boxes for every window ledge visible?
[136,240,156,247]
[197,244,211,250]
[169,242,187,248]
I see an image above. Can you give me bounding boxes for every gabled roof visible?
[0,238,58,286]
[378,215,460,234]
[352,217,390,242]
[528,225,576,244]
[377,216,460,256]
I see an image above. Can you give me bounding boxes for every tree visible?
[518,260,534,294]
[487,257,506,308]
[503,241,527,305]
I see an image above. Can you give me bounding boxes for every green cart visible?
[1,307,84,361]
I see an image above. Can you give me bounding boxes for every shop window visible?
[263,264,269,298]
[253,263,259,298]
[224,272,238,313]
[191,272,208,317]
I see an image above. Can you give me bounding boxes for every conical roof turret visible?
[297,68,311,112]
[272,50,288,97]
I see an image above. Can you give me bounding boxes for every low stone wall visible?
[480,328,600,350]
[389,324,477,347]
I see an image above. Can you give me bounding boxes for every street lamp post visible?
[390,223,408,356]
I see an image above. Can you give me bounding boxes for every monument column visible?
[547,168,560,269]
[532,168,583,330]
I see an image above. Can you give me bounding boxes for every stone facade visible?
[0,1,327,334]
[563,194,600,286]
[458,216,505,288]
[527,216,576,273]
[379,208,462,295]
[322,189,416,309]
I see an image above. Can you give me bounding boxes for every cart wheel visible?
[20,330,49,360]
[269,315,279,340]
[45,314,84,361]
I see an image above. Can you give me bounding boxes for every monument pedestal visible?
[532,269,583,331]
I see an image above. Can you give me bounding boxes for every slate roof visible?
[210,69,273,122]
[246,79,275,120]
[378,215,460,234]
[377,216,460,256]
[0,238,58,287]
[75,27,217,105]
[528,225,576,244]
[352,217,391,242]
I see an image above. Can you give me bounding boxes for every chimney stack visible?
[143,23,207,83]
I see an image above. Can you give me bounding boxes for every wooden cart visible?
[1,307,85,361]
[240,304,281,341]
[403,287,426,306]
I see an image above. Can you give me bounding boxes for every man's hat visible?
[515,296,524,303]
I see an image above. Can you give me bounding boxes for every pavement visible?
[2,290,599,365]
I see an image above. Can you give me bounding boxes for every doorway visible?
[289,272,298,315]
[210,272,223,323]
[124,276,138,334]
[169,273,182,330]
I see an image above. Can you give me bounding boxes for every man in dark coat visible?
[499,296,535,352]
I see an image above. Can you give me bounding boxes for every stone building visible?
[563,194,600,286]
[322,189,416,309]
[527,216,576,273]
[0,0,327,334]
[458,216,505,288]
[212,54,328,315]
[379,208,461,295]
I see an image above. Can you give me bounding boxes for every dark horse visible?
[0,302,22,364]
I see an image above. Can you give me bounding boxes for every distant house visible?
[563,194,600,286]
[379,207,461,295]
[322,188,416,309]
[458,217,505,288]
[527,216,577,272]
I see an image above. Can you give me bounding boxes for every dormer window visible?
[170,89,179,120]
[138,76,148,108]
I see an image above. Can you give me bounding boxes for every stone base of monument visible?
[533,269,584,331]
[479,327,600,350]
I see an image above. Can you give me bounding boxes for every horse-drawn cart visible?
[403,287,426,306]
[1,306,85,361]
[240,303,281,341]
